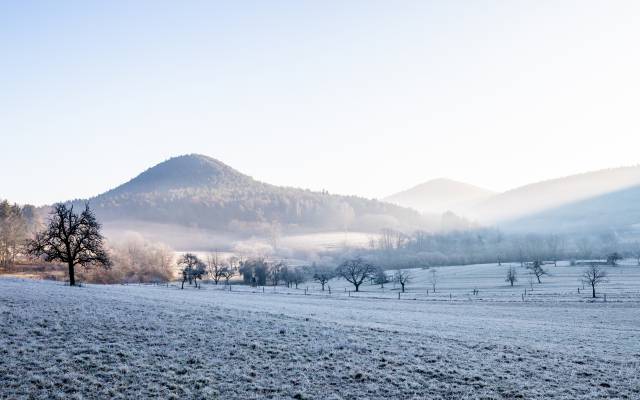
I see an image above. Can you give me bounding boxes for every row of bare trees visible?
[178,254,325,290]
[505,262,608,298]
[174,253,419,294]
[176,253,239,289]
[336,257,416,293]
[20,203,614,300]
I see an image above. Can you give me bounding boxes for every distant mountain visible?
[75,154,433,237]
[471,165,640,225]
[387,166,640,234]
[502,184,640,234]
[385,178,495,214]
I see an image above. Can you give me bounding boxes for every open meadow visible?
[2,262,639,399]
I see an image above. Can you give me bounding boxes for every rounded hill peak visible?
[105,154,253,195]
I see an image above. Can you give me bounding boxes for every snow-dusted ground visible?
[1,262,640,399]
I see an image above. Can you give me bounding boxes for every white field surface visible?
[1,262,640,399]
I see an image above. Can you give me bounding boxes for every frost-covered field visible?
[1,263,640,399]
[229,261,640,304]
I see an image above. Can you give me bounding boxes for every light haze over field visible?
[2,1,640,205]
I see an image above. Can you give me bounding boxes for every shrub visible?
[80,234,175,284]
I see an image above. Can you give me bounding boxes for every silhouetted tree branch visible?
[26,203,111,286]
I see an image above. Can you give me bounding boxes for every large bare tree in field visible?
[336,257,376,292]
[27,203,111,286]
[582,264,608,298]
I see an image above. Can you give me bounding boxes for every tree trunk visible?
[354,283,360,292]
[68,262,76,286]
[536,275,541,284]
[401,283,405,293]
[592,284,596,298]
[321,283,325,291]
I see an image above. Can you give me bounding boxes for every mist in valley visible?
[3,2,640,399]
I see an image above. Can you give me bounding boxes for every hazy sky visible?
[2,1,640,206]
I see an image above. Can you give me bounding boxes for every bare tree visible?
[336,257,376,292]
[26,203,111,286]
[394,269,411,293]
[505,266,518,286]
[394,230,408,250]
[582,264,608,298]
[207,252,224,284]
[429,269,438,293]
[379,229,396,252]
[526,260,547,284]
[219,264,236,285]
[179,253,206,289]
[312,264,335,291]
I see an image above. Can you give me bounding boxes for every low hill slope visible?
[471,165,640,225]
[385,178,495,214]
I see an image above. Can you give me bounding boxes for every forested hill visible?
[73,154,432,235]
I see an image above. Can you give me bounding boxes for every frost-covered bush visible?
[80,234,174,284]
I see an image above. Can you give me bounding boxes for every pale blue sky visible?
[2,1,640,205]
